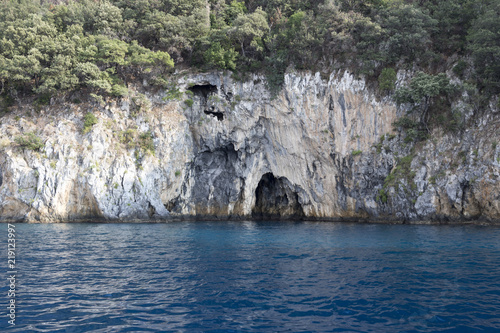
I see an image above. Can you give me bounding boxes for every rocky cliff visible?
[0,70,499,223]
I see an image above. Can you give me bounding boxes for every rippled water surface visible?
[2,222,500,332]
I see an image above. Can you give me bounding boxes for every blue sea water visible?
[2,221,500,332]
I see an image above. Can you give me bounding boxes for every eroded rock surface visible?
[0,71,498,223]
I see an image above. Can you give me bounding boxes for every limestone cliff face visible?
[0,70,499,222]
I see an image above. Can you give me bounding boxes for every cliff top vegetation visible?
[0,0,498,112]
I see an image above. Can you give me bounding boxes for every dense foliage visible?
[0,0,498,107]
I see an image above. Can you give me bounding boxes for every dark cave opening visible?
[188,84,217,99]
[252,173,304,219]
[204,107,224,121]
[188,84,224,121]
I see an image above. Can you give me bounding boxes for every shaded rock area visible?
[189,84,224,120]
[252,173,305,219]
[190,143,242,216]
[0,70,498,223]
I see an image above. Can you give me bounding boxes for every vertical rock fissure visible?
[338,93,347,127]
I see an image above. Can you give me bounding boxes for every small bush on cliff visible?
[378,68,397,93]
[119,128,155,155]
[163,85,183,101]
[83,112,98,134]
[392,116,427,143]
[111,84,128,97]
[376,189,388,204]
[34,94,51,107]
[15,132,44,151]
[138,131,155,155]
[119,128,137,149]
[383,154,417,191]
[394,72,452,131]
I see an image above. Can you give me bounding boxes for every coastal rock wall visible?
[0,71,498,222]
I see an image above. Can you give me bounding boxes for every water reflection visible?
[1,222,499,332]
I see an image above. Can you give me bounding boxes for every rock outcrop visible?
[0,70,499,223]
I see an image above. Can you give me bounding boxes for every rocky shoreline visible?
[1,71,499,223]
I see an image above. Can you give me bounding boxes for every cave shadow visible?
[188,84,224,121]
[252,173,304,220]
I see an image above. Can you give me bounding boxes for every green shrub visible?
[15,132,44,151]
[394,72,451,105]
[119,128,137,149]
[111,84,128,97]
[163,85,183,101]
[376,189,388,204]
[138,131,155,155]
[383,154,416,190]
[203,42,238,70]
[83,112,98,133]
[352,150,362,156]
[184,99,194,107]
[35,94,51,106]
[374,134,386,153]
[467,2,500,94]
[90,94,105,106]
[443,109,465,133]
[392,116,419,130]
[150,76,170,88]
[119,128,155,155]
[1,95,15,108]
[452,60,467,77]
[404,128,428,143]
[458,150,467,163]
[393,117,427,143]
[378,68,397,92]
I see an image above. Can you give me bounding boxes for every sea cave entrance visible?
[252,173,304,220]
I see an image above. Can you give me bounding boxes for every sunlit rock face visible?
[0,71,498,222]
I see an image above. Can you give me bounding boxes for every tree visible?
[421,0,477,54]
[380,4,437,64]
[318,2,384,72]
[75,62,112,93]
[395,72,451,129]
[227,8,268,57]
[378,68,397,92]
[224,0,247,24]
[203,42,237,70]
[36,54,79,94]
[467,2,500,94]
[0,1,174,99]
[96,37,129,68]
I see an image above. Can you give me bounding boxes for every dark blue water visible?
[2,222,500,332]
